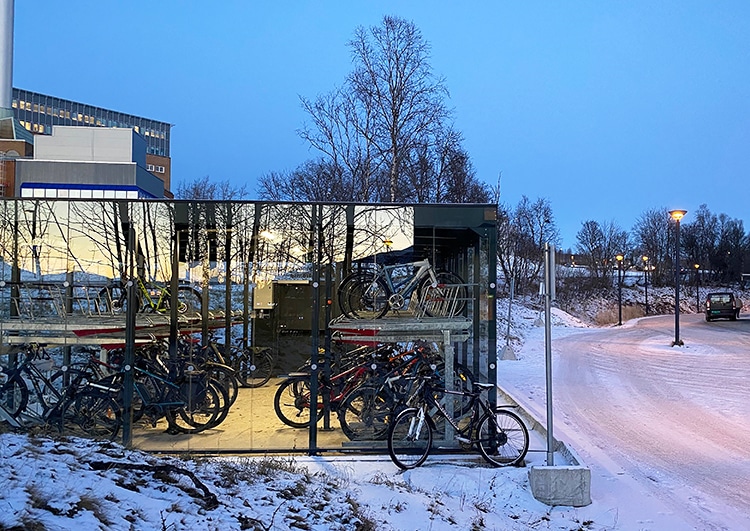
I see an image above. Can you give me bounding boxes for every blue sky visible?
[11,1,750,249]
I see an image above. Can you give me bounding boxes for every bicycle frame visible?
[377,259,437,303]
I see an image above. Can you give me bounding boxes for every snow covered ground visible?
[1,291,747,530]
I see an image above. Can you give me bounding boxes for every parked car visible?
[705,292,743,321]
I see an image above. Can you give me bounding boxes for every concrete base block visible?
[529,465,591,507]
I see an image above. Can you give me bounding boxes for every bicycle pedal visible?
[455,436,471,444]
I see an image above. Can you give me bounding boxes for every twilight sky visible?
[11,1,750,249]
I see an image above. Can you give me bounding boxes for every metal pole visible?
[544,243,555,465]
[618,263,623,325]
[673,218,683,346]
[644,266,649,315]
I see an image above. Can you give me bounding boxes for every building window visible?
[33,104,39,112]
[11,99,17,108]
[65,111,70,119]
[25,102,31,111]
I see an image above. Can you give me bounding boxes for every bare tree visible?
[497,196,559,294]
[632,207,671,286]
[175,176,248,200]
[266,16,486,204]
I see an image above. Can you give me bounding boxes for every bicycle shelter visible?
[0,199,497,455]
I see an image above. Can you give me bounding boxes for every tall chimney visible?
[0,0,13,110]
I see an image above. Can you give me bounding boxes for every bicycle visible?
[273,346,385,428]
[387,376,529,470]
[0,344,121,440]
[338,259,467,319]
[336,344,474,441]
[96,275,202,315]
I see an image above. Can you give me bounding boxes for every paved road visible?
[552,313,750,529]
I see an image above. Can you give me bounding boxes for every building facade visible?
[9,88,172,193]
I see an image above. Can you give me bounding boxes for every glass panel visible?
[0,199,494,456]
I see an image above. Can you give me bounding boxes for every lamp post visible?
[616,254,624,325]
[642,255,649,315]
[669,209,687,346]
[694,263,700,313]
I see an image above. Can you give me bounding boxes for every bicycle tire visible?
[477,408,529,467]
[59,390,121,441]
[0,371,29,418]
[337,385,391,441]
[234,349,274,388]
[418,271,467,317]
[387,407,433,469]
[175,285,203,315]
[347,276,390,319]
[166,381,222,434]
[338,271,377,318]
[97,285,138,314]
[205,363,239,406]
[273,376,324,428]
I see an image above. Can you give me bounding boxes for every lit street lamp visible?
[642,255,649,315]
[669,209,687,346]
[694,263,700,313]
[616,254,624,325]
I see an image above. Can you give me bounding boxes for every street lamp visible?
[669,209,687,346]
[616,254,624,325]
[642,255,649,315]
[694,263,700,313]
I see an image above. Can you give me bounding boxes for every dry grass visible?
[593,304,645,326]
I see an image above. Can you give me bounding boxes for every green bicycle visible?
[96,276,202,315]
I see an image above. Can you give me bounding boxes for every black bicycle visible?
[387,376,529,470]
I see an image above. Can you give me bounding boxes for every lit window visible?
[78,113,83,121]
[39,125,44,134]
[84,115,89,124]
[24,122,31,131]
[39,106,45,114]
[11,99,17,108]
[59,109,64,118]
[134,126,139,133]
[65,111,70,119]
[33,104,38,112]
[25,102,31,111]
[96,119,102,126]
[32,124,39,132]
[19,100,24,108]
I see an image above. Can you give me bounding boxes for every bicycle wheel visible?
[338,272,373,318]
[59,390,121,441]
[387,407,432,469]
[337,385,391,441]
[0,371,29,418]
[347,276,389,319]
[176,286,203,315]
[418,271,467,317]
[274,376,324,428]
[477,408,529,467]
[205,363,238,406]
[166,381,223,434]
[234,349,274,388]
